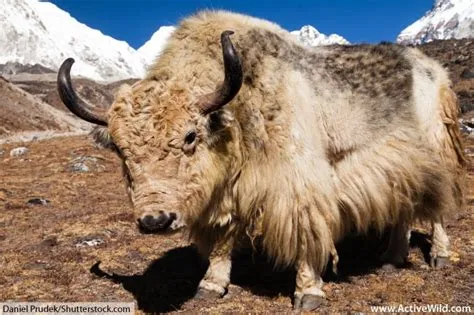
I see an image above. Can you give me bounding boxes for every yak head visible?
[57,31,244,233]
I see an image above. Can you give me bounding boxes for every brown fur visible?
[98,11,464,277]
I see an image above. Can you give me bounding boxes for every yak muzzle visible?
[137,211,182,233]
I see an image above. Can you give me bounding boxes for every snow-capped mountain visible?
[291,25,349,46]
[0,0,146,82]
[137,24,349,68]
[0,0,350,82]
[397,0,474,45]
[138,26,175,67]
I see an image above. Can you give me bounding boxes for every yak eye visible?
[184,131,197,145]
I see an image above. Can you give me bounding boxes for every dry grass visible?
[0,135,472,313]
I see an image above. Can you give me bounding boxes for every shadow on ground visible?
[90,246,207,313]
[90,228,434,313]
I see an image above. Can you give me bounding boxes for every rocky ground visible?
[0,135,472,313]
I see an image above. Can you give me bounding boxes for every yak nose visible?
[138,212,176,233]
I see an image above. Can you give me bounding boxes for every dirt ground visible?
[0,134,472,313]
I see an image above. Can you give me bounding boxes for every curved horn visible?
[199,30,243,115]
[57,58,108,126]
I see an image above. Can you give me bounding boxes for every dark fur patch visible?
[322,44,413,101]
[90,126,114,149]
[239,29,415,127]
[425,68,435,81]
[327,147,355,166]
[208,111,226,132]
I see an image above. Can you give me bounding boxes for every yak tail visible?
[439,85,466,209]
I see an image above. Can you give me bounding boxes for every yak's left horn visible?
[57,58,108,126]
[199,30,243,115]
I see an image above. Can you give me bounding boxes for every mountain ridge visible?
[1,0,470,82]
[397,0,473,44]
[0,1,350,81]
[0,0,145,82]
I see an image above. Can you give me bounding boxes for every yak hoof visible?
[294,294,324,311]
[194,287,224,299]
[195,281,226,299]
[381,263,399,272]
[430,256,449,269]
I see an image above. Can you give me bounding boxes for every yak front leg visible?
[195,237,233,299]
[293,260,325,311]
[430,219,450,268]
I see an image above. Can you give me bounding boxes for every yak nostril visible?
[138,215,156,230]
[138,213,176,233]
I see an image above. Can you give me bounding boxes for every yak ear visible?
[90,126,114,149]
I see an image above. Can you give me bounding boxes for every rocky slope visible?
[0,76,89,139]
[419,39,473,113]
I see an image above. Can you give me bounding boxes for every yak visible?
[57,11,465,310]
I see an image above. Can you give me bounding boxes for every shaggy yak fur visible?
[69,11,465,310]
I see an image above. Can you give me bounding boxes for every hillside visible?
[0,76,89,140]
[419,39,473,112]
[0,68,138,143]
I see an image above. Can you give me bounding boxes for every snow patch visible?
[138,26,176,67]
[291,25,350,46]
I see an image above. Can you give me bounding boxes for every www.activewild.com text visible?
[371,304,472,313]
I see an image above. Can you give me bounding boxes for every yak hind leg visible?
[293,260,325,311]
[195,237,233,299]
[380,220,410,269]
[430,219,450,269]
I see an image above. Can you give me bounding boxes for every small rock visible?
[74,236,105,248]
[71,162,89,173]
[0,148,4,156]
[460,68,474,79]
[10,147,29,157]
[68,156,104,173]
[26,198,50,206]
[40,236,58,247]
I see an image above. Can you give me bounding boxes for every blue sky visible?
[48,0,434,48]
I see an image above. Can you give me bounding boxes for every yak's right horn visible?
[57,58,108,126]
